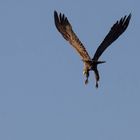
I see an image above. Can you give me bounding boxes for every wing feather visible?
[92,14,131,61]
[54,11,91,61]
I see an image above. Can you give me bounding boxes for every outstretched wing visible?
[54,11,91,61]
[92,14,131,61]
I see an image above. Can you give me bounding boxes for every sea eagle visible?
[54,11,131,88]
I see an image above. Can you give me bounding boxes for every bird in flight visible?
[54,11,131,88]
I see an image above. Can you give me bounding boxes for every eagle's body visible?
[54,11,131,88]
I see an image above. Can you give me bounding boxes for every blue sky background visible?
[0,0,139,140]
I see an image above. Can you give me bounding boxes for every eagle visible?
[54,11,131,88]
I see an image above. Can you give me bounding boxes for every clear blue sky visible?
[0,0,139,140]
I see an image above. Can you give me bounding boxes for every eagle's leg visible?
[83,70,89,85]
[85,78,88,84]
[95,81,98,88]
[94,68,100,88]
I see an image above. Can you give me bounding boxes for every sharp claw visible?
[96,82,98,88]
[85,79,88,85]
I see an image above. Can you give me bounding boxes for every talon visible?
[96,82,98,88]
[85,79,88,85]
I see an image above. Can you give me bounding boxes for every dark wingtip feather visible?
[54,10,57,15]
[125,13,131,23]
[54,11,70,27]
[122,13,131,31]
[54,11,58,21]
[61,14,65,24]
[59,13,62,20]
[120,15,126,25]
[54,10,62,32]
[54,11,59,22]
[128,13,132,19]
[127,13,132,24]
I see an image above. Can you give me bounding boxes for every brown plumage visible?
[54,11,131,88]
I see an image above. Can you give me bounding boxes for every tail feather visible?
[96,61,106,64]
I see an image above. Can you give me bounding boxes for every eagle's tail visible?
[96,61,106,64]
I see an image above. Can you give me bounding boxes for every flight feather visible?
[54,11,91,61]
[93,14,131,61]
